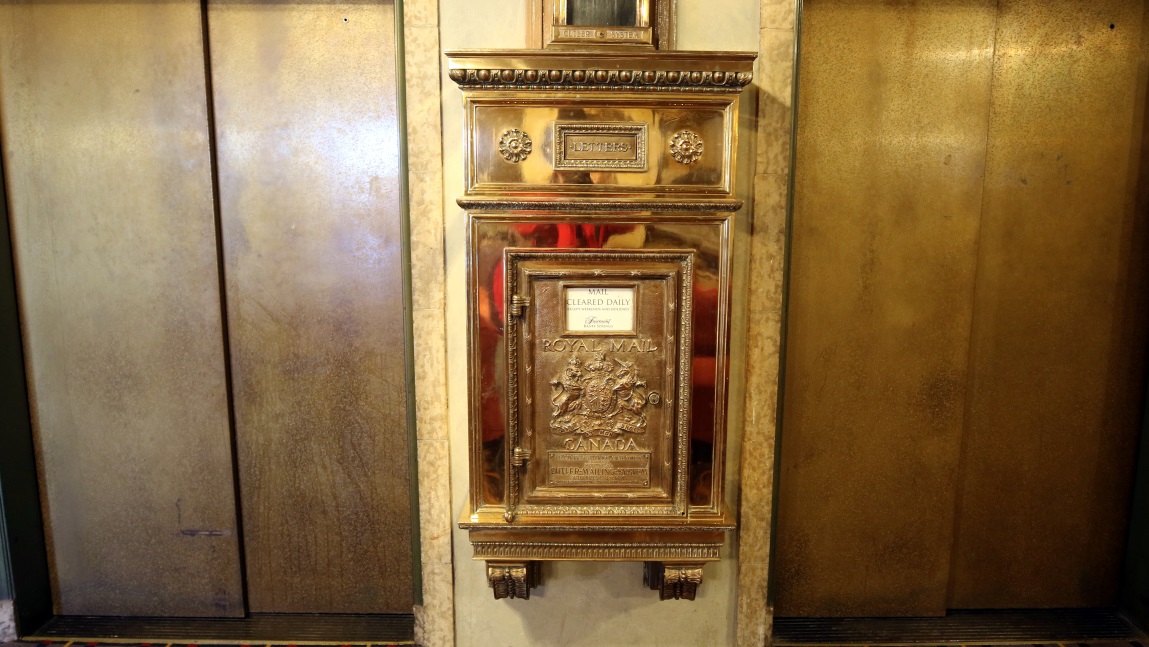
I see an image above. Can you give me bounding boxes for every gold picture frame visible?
[528,0,676,50]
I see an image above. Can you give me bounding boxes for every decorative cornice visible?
[473,542,722,561]
[448,67,752,92]
[446,50,756,93]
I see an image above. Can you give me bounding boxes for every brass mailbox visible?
[450,49,755,601]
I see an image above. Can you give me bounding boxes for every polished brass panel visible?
[463,216,735,598]
[776,0,997,617]
[453,49,751,601]
[0,2,242,616]
[207,1,413,613]
[466,217,730,517]
[505,250,693,519]
[466,99,733,195]
[948,0,1149,609]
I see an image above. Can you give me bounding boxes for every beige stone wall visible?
[0,599,14,642]
[737,1,797,645]
[405,1,796,644]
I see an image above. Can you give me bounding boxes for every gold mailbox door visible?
[504,249,693,519]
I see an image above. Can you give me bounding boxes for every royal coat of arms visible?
[549,351,651,437]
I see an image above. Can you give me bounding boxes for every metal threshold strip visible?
[772,608,1148,645]
[22,613,414,646]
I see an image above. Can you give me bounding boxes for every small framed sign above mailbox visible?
[564,284,638,334]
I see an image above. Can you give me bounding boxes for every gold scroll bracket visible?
[644,561,705,600]
[487,561,542,599]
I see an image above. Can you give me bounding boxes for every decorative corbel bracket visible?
[487,560,542,599]
[644,561,705,600]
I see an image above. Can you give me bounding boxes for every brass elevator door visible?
[0,0,414,617]
[775,0,1149,617]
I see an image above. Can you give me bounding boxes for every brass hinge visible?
[510,294,530,319]
[511,446,531,468]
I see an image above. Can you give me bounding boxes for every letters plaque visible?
[553,122,647,171]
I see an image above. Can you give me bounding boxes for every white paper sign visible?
[565,286,635,333]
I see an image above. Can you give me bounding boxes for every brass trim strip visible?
[448,67,752,92]
[445,49,755,92]
[456,199,743,212]
[472,542,722,560]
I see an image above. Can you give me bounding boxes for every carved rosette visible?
[669,130,704,165]
[487,561,541,600]
[644,561,705,601]
[498,129,532,163]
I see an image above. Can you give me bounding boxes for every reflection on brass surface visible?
[448,53,749,199]
[454,49,753,601]
[778,0,1149,618]
[503,249,692,520]
[644,561,704,600]
[775,0,996,617]
[948,0,1149,610]
[467,217,732,515]
[498,129,533,163]
[487,561,541,600]
[669,130,703,164]
[553,122,648,170]
[464,101,734,196]
[208,2,413,613]
[0,1,243,617]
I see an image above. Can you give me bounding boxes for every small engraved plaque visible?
[565,286,636,334]
[548,451,652,487]
[553,25,650,44]
[553,122,648,171]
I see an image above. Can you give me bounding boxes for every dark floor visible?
[3,643,409,647]
[772,609,1148,646]
[8,613,414,647]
